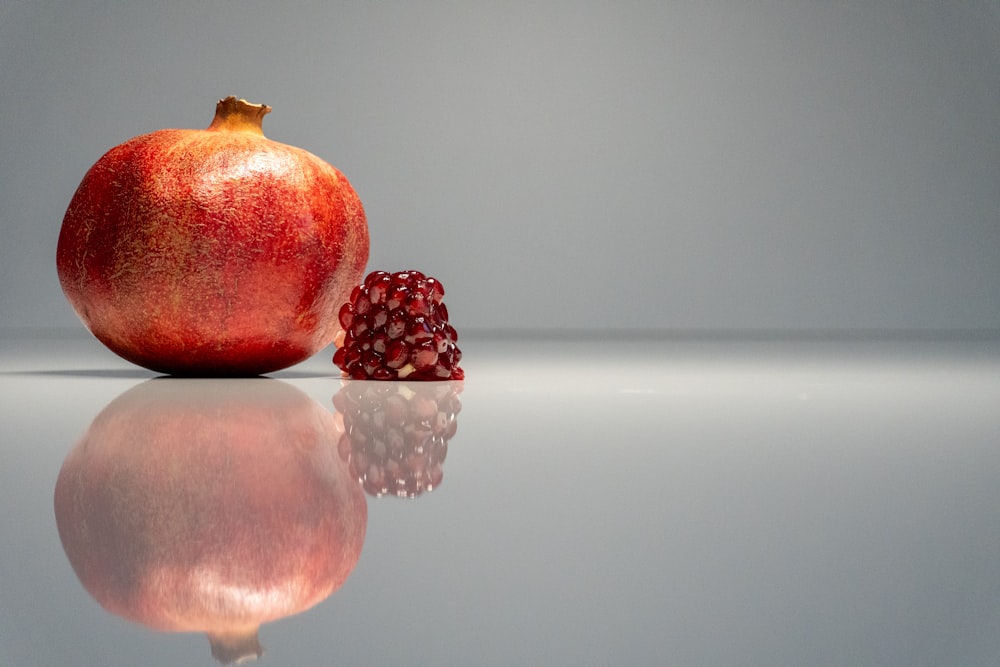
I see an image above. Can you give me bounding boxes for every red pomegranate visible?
[56,96,369,375]
[53,378,368,664]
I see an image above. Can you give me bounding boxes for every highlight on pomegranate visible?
[333,379,464,498]
[53,378,368,664]
[56,96,369,376]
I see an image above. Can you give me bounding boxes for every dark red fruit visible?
[333,380,463,498]
[333,270,463,380]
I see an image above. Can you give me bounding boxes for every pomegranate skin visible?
[56,97,369,375]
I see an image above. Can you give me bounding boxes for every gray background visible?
[2,1,998,336]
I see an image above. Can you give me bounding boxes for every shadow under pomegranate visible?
[53,378,368,664]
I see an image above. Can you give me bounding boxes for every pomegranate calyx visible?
[208,96,271,135]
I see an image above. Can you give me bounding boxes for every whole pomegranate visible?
[53,378,368,664]
[56,96,369,375]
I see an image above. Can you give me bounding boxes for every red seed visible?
[405,317,434,345]
[338,302,354,330]
[385,340,409,369]
[364,270,390,289]
[386,284,408,310]
[351,317,369,339]
[362,350,382,375]
[370,305,388,329]
[386,310,407,339]
[404,292,429,317]
[344,345,363,368]
[367,272,391,304]
[426,277,445,304]
[354,293,371,315]
[411,344,438,373]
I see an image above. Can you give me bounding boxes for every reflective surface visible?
[3,332,1000,666]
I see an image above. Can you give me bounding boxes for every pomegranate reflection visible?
[334,380,463,498]
[53,379,367,664]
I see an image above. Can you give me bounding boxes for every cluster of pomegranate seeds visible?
[334,381,462,498]
[333,270,463,380]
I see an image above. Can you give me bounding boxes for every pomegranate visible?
[53,378,368,663]
[56,96,369,376]
[334,270,463,380]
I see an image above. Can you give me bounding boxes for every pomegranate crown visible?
[208,96,271,133]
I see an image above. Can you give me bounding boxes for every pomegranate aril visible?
[386,310,407,340]
[361,350,380,374]
[386,284,408,310]
[351,317,369,339]
[426,277,444,304]
[394,270,424,284]
[333,269,463,380]
[411,344,438,373]
[338,302,354,330]
[370,305,388,330]
[364,270,390,289]
[366,272,391,304]
[385,340,408,369]
[404,317,434,345]
[404,292,429,317]
[344,345,363,368]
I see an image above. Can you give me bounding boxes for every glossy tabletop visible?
[2,331,1000,666]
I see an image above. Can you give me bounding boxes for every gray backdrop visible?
[2,1,998,335]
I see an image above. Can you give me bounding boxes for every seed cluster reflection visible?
[334,380,463,498]
[53,377,462,664]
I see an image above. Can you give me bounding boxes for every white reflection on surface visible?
[2,335,999,666]
[333,380,464,498]
[439,338,1000,666]
[53,378,367,664]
